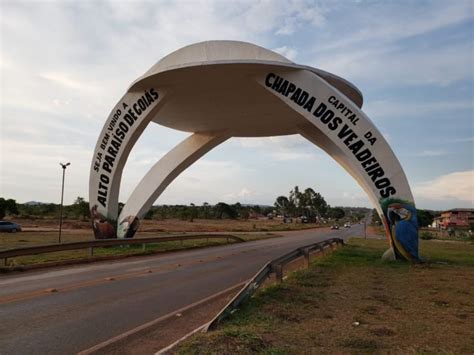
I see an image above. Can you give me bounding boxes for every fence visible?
[206,237,344,330]
[0,234,244,267]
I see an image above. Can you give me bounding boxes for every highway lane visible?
[0,225,363,354]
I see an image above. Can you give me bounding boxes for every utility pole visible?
[59,162,70,243]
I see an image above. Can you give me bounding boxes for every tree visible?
[301,188,328,219]
[327,207,345,220]
[276,186,328,220]
[144,209,155,220]
[240,209,250,220]
[202,202,211,219]
[371,209,381,225]
[0,198,18,219]
[274,196,290,216]
[189,203,198,222]
[232,202,243,218]
[214,202,238,219]
[417,209,434,227]
[73,197,89,220]
[288,186,301,216]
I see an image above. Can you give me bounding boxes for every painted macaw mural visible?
[90,205,116,239]
[380,198,420,261]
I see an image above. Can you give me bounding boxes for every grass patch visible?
[178,238,474,354]
[3,238,243,267]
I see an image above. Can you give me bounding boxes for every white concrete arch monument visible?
[89,40,419,261]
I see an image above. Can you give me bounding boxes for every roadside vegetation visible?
[0,231,281,269]
[2,237,246,268]
[0,215,325,269]
[2,186,369,224]
[179,237,474,354]
[1,188,455,269]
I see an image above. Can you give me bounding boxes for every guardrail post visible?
[275,264,283,283]
[142,243,146,252]
[226,237,229,244]
[303,249,310,268]
[319,245,325,256]
[1,258,6,267]
[88,247,94,257]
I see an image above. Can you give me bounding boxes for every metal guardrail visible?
[206,237,344,331]
[0,234,244,267]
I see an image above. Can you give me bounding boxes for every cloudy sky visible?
[1,0,473,210]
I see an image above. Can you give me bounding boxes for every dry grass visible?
[0,231,279,267]
[0,217,321,267]
[178,238,474,354]
[1,217,322,249]
[14,217,324,233]
[5,239,240,267]
[0,218,291,267]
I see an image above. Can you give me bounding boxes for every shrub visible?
[420,231,434,240]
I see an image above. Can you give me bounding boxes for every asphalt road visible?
[0,225,363,354]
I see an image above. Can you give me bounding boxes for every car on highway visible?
[344,223,351,228]
[0,221,22,233]
[330,224,339,230]
[300,216,309,223]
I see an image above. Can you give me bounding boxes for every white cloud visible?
[414,150,448,158]
[316,42,473,87]
[232,135,319,161]
[414,170,474,203]
[446,137,474,143]
[310,1,473,88]
[269,151,315,161]
[39,72,100,93]
[364,100,473,120]
[273,46,298,61]
[0,139,93,203]
[341,191,369,206]
[224,187,257,200]
[317,1,473,52]
[153,159,255,205]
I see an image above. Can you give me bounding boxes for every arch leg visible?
[259,70,419,261]
[89,88,167,239]
[117,132,230,238]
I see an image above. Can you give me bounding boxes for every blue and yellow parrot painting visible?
[380,198,420,261]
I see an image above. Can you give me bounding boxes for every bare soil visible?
[14,217,324,233]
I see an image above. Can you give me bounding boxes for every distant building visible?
[433,208,474,229]
[431,216,442,229]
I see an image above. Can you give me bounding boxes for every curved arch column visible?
[259,69,419,261]
[89,87,167,239]
[116,132,230,238]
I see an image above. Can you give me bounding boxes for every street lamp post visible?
[59,162,70,244]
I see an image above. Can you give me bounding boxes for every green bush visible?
[420,231,434,240]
